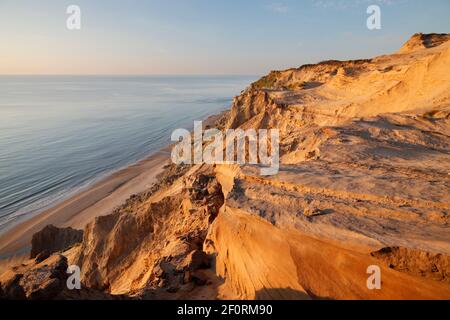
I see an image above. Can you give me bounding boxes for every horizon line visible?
[0,73,260,77]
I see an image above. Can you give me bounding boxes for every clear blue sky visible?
[1,0,449,75]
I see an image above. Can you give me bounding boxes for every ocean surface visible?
[0,75,255,232]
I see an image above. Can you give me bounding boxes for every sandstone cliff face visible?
[203,33,450,299]
[2,33,450,300]
[74,165,224,296]
[30,225,83,260]
[231,33,450,135]
[399,33,450,53]
[0,253,126,300]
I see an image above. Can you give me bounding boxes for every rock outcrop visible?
[371,247,450,282]
[30,225,83,259]
[74,166,224,296]
[399,33,450,53]
[0,252,127,300]
[0,254,68,300]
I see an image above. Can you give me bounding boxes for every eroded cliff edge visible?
[2,33,450,300]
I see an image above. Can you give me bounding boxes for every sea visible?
[0,75,255,232]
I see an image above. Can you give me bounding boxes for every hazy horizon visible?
[0,74,259,77]
[1,0,449,75]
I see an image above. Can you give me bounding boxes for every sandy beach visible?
[0,112,225,260]
[0,147,171,259]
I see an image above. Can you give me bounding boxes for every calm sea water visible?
[0,75,255,232]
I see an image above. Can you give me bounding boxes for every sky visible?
[0,0,449,75]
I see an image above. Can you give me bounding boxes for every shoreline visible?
[0,111,227,259]
[0,147,171,259]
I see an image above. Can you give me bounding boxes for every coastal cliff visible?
[1,33,450,300]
